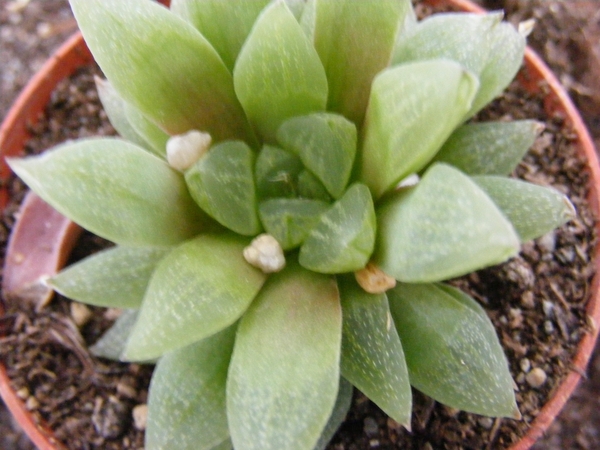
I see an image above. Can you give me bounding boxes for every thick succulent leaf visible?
[388,283,519,418]
[170,0,269,72]
[313,377,353,450]
[122,234,266,361]
[375,163,520,282]
[277,113,357,199]
[7,139,206,246]
[359,60,479,199]
[69,0,254,144]
[122,101,169,158]
[338,276,411,427]
[312,0,409,124]
[473,176,576,242]
[49,246,170,308]
[255,145,304,200]
[285,0,306,20]
[297,170,332,202]
[300,184,376,273]
[259,198,330,250]
[90,309,139,361]
[433,120,541,175]
[227,263,341,450]
[95,77,151,150]
[146,325,236,450]
[185,141,261,236]
[233,0,328,142]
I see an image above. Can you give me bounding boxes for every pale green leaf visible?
[185,141,261,236]
[473,176,576,242]
[70,0,255,144]
[90,309,139,361]
[300,184,375,273]
[146,325,236,450]
[49,246,170,308]
[285,0,306,20]
[122,234,266,361]
[312,0,409,124]
[433,120,542,175]
[359,60,479,199]
[255,145,303,200]
[313,377,353,450]
[227,263,341,450]
[277,113,357,199]
[122,101,169,158]
[375,163,520,282]
[388,283,519,418]
[7,139,206,246]
[338,276,411,427]
[259,198,330,250]
[233,0,328,142]
[170,0,269,72]
[297,170,332,202]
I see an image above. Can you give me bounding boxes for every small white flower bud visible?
[243,234,286,274]
[166,130,212,171]
[355,262,396,294]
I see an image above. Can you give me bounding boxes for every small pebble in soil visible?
[526,367,548,388]
[520,291,535,309]
[545,320,555,334]
[478,417,494,429]
[542,300,555,318]
[520,358,532,373]
[363,417,379,437]
[25,396,40,410]
[92,395,129,439]
[70,301,93,327]
[132,404,148,431]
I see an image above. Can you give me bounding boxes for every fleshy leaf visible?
[338,276,412,427]
[300,184,375,273]
[312,0,409,124]
[375,163,520,282]
[70,0,254,143]
[123,234,266,361]
[297,170,332,202]
[7,139,206,246]
[359,60,479,199]
[146,325,236,450]
[122,101,169,158]
[473,176,576,242]
[433,120,542,175]
[255,145,304,200]
[313,377,353,450]
[227,263,341,450]
[49,246,170,308]
[388,283,519,418]
[185,141,261,236]
[277,113,357,199]
[233,1,328,142]
[170,0,269,71]
[90,309,139,361]
[259,198,330,250]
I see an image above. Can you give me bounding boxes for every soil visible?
[1,1,600,450]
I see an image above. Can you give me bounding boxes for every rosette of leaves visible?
[7,0,576,449]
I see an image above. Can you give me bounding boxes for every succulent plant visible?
[7,0,576,449]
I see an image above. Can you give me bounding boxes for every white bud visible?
[243,234,286,274]
[166,130,212,171]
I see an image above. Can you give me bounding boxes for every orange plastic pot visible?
[1,0,599,449]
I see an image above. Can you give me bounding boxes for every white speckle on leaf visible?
[243,234,286,273]
[166,130,212,171]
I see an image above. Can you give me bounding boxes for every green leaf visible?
[313,377,353,450]
[70,0,254,144]
[233,0,328,142]
[259,198,330,250]
[375,163,520,282]
[227,263,341,450]
[277,113,357,199]
[297,170,332,202]
[90,309,139,361]
[170,0,270,72]
[312,0,409,124]
[300,184,376,273]
[122,101,169,158]
[146,325,236,450]
[472,176,576,242]
[255,145,304,200]
[49,246,170,308]
[122,234,266,361]
[388,283,519,418]
[185,141,261,236]
[7,139,206,246]
[338,276,411,427]
[433,120,542,175]
[359,60,479,199]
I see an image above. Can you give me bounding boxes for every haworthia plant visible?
[7,0,577,448]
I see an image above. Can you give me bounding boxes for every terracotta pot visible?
[1,0,599,449]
